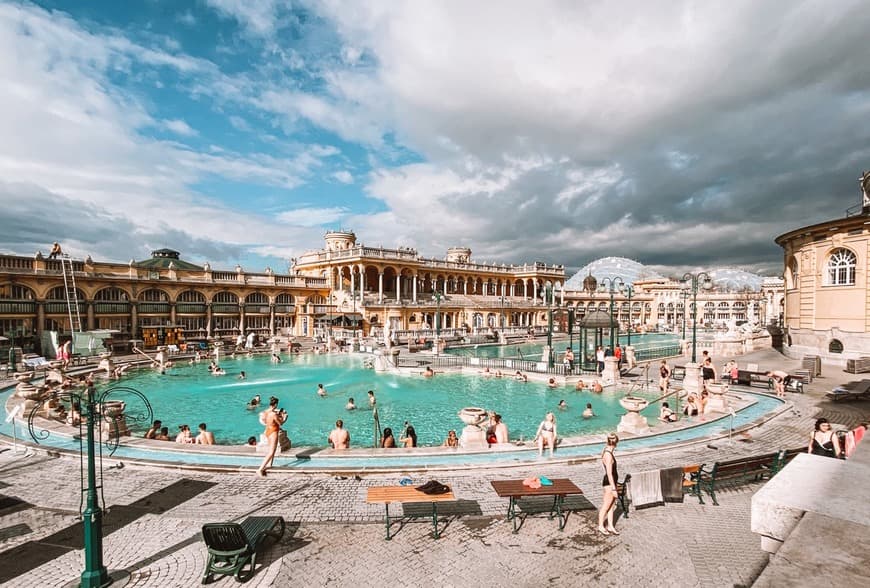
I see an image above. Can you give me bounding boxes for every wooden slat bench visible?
[490,478,583,533]
[698,452,779,505]
[366,485,456,540]
[683,465,703,504]
[770,447,807,476]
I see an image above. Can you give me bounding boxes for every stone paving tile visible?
[3,356,869,587]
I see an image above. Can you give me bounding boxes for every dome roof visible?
[579,310,613,328]
[708,268,764,293]
[565,257,662,290]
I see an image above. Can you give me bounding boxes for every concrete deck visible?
[0,347,868,587]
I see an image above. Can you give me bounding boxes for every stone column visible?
[169,302,176,326]
[86,301,95,330]
[683,362,702,396]
[130,303,138,338]
[559,284,565,306]
[524,281,528,298]
[36,300,45,339]
[269,304,275,336]
[396,274,401,302]
[378,272,384,303]
[603,356,621,386]
[350,267,355,298]
[463,278,468,295]
[205,303,212,338]
[239,305,246,334]
[443,280,447,296]
[412,272,418,302]
[533,280,538,302]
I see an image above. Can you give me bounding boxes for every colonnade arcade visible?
[329,264,567,305]
[0,281,315,340]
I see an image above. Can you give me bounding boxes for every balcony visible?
[94,302,130,314]
[45,301,86,314]
[274,305,295,314]
[212,303,240,314]
[0,300,37,314]
[138,302,170,314]
[176,303,207,314]
[244,304,270,314]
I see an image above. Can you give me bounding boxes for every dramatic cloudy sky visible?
[1,1,869,278]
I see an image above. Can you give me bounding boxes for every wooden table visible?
[490,479,583,533]
[366,485,456,540]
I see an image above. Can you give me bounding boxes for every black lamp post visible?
[540,283,554,368]
[681,271,713,363]
[680,288,690,342]
[598,276,625,352]
[27,384,152,588]
[433,291,442,353]
[624,285,634,346]
[567,307,575,352]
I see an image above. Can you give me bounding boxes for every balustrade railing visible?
[93,302,130,314]
[0,300,37,314]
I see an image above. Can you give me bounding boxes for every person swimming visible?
[246,394,261,410]
[346,397,357,410]
[317,384,327,397]
[582,403,595,418]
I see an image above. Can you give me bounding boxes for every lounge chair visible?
[22,356,51,370]
[201,516,285,584]
[826,380,870,402]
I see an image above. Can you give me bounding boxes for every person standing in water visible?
[257,397,287,477]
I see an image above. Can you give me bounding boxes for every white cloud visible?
[205,0,285,39]
[332,170,353,184]
[162,118,198,137]
[277,206,349,226]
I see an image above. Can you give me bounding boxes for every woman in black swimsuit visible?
[598,433,620,536]
[808,418,841,458]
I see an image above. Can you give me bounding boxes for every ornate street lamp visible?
[27,384,152,587]
[598,276,625,352]
[679,288,690,342]
[567,306,575,352]
[624,285,634,346]
[539,283,555,367]
[432,291,442,354]
[681,271,714,363]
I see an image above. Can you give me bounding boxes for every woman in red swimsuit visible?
[257,396,287,477]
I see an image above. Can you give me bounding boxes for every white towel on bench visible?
[629,469,664,509]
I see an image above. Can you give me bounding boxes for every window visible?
[788,257,799,289]
[829,339,844,354]
[826,249,856,286]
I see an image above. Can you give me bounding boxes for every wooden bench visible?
[366,485,456,540]
[698,453,779,505]
[683,465,703,504]
[490,478,583,533]
[770,447,807,476]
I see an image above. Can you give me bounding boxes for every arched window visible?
[826,249,856,286]
[788,257,799,289]
[829,339,844,354]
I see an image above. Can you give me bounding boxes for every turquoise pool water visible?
[446,333,679,359]
[0,383,784,470]
[76,354,659,447]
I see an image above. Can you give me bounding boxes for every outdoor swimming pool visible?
[445,333,679,360]
[81,353,659,447]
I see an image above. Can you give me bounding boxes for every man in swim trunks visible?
[328,419,350,449]
[196,423,215,445]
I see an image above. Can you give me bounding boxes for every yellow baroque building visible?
[291,230,567,335]
[0,248,329,352]
[776,205,870,364]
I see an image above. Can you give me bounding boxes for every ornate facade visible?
[0,249,329,351]
[776,202,870,364]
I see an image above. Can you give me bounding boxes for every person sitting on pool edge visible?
[196,423,215,445]
[328,419,350,449]
[659,402,678,422]
[443,429,459,447]
[514,370,527,382]
[381,427,396,448]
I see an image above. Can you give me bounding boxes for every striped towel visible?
[629,470,664,509]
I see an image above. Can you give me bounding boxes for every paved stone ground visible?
[1,348,868,587]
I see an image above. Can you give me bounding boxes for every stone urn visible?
[15,377,48,411]
[458,407,489,449]
[704,382,730,414]
[617,396,651,435]
[101,400,130,436]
